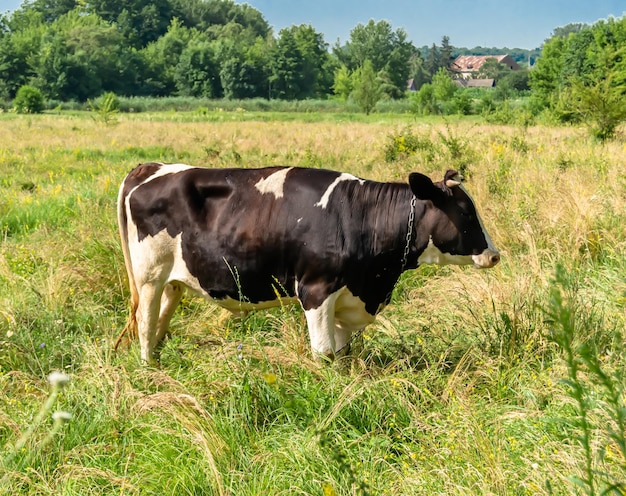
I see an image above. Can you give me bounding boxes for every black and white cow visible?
[117,163,500,362]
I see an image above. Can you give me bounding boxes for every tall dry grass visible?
[1,112,625,495]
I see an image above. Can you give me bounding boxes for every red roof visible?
[450,55,520,74]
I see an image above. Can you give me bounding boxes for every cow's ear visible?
[444,169,462,188]
[409,172,443,201]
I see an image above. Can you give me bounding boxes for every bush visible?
[13,85,45,114]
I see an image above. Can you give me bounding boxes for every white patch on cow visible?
[254,167,293,199]
[129,229,207,295]
[314,173,364,209]
[334,288,376,330]
[143,163,195,184]
[303,286,375,356]
[417,238,474,266]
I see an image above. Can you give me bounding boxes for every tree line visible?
[0,0,444,103]
[1,0,625,138]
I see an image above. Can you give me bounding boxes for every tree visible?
[170,0,269,40]
[269,27,303,100]
[500,69,530,91]
[30,0,80,23]
[529,16,626,139]
[174,36,221,98]
[336,20,414,98]
[477,57,510,79]
[410,83,436,115]
[407,51,429,91]
[529,35,566,110]
[291,24,330,98]
[332,65,353,101]
[219,37,270,99]
[270,25,328,100]
[431,67,457,101]
[351,60,381,114]
[87,0,173,47]
[440,36,454,72]
[568,48,626,141]
[0,9,45,99]
[140,19,194,96]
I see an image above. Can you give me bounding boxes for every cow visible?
[116,163,500,363]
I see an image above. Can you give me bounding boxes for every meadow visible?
[0,110,625,495]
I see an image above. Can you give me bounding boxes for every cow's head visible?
[409,170,500,269]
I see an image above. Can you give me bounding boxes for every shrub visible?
[88,92,120,124]
[13,85,45,114]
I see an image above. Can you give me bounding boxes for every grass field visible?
[1,111,625,495]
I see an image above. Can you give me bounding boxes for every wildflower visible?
[263,372,277,385]
[48,371,70,388]
[322,483,337,496]
[39,343,45,349]
[52,411,72,423]
[6,331,13,338]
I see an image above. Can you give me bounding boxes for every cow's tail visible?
[114,178,139,350]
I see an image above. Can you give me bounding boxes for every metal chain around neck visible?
[401,195,416,271]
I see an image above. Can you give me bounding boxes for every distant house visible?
[450,55,521,79]
[407,78,417,92]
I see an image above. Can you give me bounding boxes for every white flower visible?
[48,371,71,388]
[52,411,73,423]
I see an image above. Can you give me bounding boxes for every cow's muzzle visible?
[472,249,501,269]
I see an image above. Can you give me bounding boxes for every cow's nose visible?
[473,249,501,269]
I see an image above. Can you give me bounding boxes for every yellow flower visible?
[322,483,337,496]
[263,372,277,385]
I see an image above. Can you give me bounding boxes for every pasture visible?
[0,111,625,495]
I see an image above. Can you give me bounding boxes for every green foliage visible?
[431,68,457,101]
[332,65,353,101]
[544,265,626,495]
[87,91,119,124]
[383,123,475,175]
[410,83,437,115]
[410,70,465,116]
[13,85,44,113]
[175,36,221,98]
[335,19,415,99]
[568,70,626,142]
[530,16,626,140]
[383,126,436,162]
[270,24,330,100]
[351,60,382,115]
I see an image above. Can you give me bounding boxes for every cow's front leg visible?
[302,291,340,359]
[334,327,354,356]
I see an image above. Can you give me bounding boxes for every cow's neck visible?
[352,182,421,270]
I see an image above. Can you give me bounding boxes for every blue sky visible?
[2,0,625,49]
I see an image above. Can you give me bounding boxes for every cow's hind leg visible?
[155,282,184,348]
[136,283,164,363]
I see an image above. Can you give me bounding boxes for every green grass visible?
[0,111,625,495]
